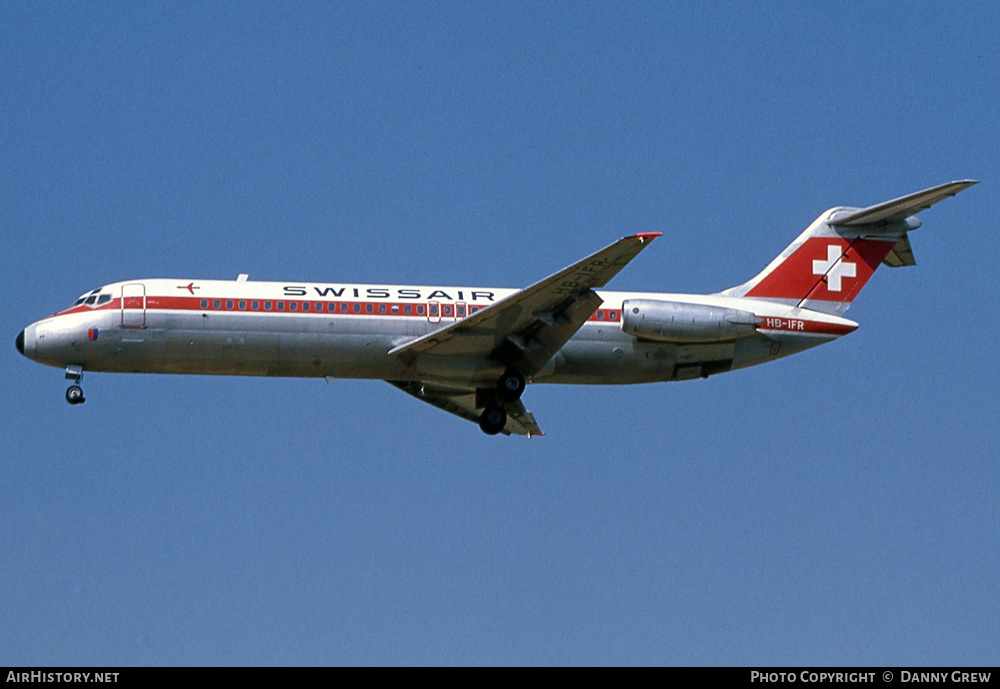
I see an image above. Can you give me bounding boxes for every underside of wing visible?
[386,380,543,437]
[385,233,660,437]
[389,233,660,377]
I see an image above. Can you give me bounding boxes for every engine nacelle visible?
[621,299,760,344]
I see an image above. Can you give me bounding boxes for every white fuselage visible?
[18,277,856,387]
[16,182,974,434]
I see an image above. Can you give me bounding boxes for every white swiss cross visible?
[812,245,856,292]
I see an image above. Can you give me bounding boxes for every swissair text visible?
[283,286,496,302]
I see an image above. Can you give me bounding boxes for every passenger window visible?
[290,302,297,311]
[404,305,412,314]
[239,300,246,309]
[277,302,285,311]
[214,300,221,309]
[353,303,360,313]
[226,300,234,309]
[366,304,373,313]
[264,301,272,311]
[302,302,309,311]
[379,304,386,313]
[201,299,209,309]
[251,301,259,310]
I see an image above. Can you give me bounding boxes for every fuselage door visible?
[121,283,146,328]
[427,301,441,324]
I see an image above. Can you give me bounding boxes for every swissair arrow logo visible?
[812,245,857,292]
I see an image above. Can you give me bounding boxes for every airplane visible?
[16,180,976,436]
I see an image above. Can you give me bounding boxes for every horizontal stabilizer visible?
[726,180,976,315]
[830,180,977,227]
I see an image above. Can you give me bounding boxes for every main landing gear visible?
[478,405,507,435]
[477,369,526,435]
[65,365,85,405]
[496,369,525,402]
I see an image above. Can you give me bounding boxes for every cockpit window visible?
[71,289,109,308]
[72,288,102,308]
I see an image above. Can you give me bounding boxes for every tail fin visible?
[721,181,977,316]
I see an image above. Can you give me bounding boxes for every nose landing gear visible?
[65,365,85,405]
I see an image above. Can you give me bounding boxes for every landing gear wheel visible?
[478,405,507,435]
[496,369,526,402]
[65,385,85,405]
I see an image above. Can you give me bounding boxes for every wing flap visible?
[386,380,543,437]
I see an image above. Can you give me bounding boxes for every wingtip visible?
[633,232,662,243]
[944,179,979,193]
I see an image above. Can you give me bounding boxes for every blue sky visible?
[3,1,998,666]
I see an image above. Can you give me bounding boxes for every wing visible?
[389,232,661,376]
[830,180,977,227]
[386,380,543,437]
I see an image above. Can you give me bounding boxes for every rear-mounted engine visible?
[621,299,759,344]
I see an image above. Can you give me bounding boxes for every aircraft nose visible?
[16,325,37,360]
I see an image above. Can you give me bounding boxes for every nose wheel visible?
[65,365,85,405]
